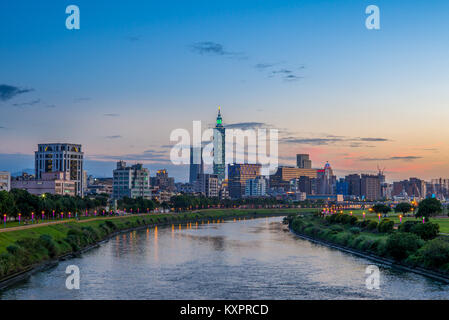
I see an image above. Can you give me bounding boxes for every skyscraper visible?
[296,154,312,169]
[213,106,226,182]
[228,163,261,199]
[189,146,204,184]
[35,143,84,196]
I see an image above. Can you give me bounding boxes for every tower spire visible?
[216,105,223,126]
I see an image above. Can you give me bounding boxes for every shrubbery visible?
[407,239,449,269]
[377,219,394,233]
[410,222,440,241]
[385,232,424,260]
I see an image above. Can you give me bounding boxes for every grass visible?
[338,210,449,233]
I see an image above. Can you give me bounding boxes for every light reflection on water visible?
[1,216,449,300]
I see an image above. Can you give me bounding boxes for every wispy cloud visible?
[73,97,91,103]
[359,156,423,162]
[104,113,120,117]
[12,99,41,108]
[89,149,170,164]
[0,84,33,102]
[225,122,272,130]
[105,135,122,139]
[190,41,246,59]
[280,135,391,146]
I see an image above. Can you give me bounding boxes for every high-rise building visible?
[213,106,226,183]
[0,171,11,191]
[113,161,151,199]
[35,143,84,196]
[392,178,426,199]
[228,163,261,199]
[197,173,219,198]
[269,167,318,190]
[245,176,267,197]
[361,174,381,201]
[151,169,175,192]
[316,162,336,195]
[345,174,361,197]
[296,154,312,169]
[189,146,204,184]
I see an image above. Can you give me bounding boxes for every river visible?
[1,216,448,300]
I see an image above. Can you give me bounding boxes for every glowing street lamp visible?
[399,215,403,224]
[3,214,6,227]
[68,212,71,219]
[350,211,353,216]
[42,211,45,221]
[61,212,64,219]
[31,212,34,223]
[18,213,21,225]
[52,210,55,220]
[378,214,381,222]
[363,212,366,220]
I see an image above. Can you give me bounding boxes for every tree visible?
[372,204,391,216]
[416,198,442,222]
[395,202,413,215]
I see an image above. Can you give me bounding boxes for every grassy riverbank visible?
[287,212,449,276]
[0,208,304,281]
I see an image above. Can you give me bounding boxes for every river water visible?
[1,216,448,300]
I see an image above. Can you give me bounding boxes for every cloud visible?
[283,74,303,82]
[12,99,41,107]
[104,113,120,117]
[359,156,423,162]
[73,97,91,103]
[280,135,391,146]
[89,149,170,164]
[105,135,122,139]
[125,36,140,42]
[225,122,272,130]
[254,63,276,70]
[0,84,33,101]
[190,41,245,59]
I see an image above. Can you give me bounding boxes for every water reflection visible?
[1,217,449,300]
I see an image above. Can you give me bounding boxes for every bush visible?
[407,239,449,269]
[38,234,58,258]
[330,225,344,234]
[398,221,418,233]
[349,227,361,235]
[377,219,394,233]
[366,221,378,231]
[410,222,440,241]
[385,232,424,261]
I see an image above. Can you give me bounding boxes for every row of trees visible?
[0,189,109,220]
[371,198,444,221]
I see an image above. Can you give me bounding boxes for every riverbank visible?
[0,208,304,288]
[286,213,449,283]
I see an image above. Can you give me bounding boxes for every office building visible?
[151,169,175,192]
[228,163,261,198]
[245,176,267,197]
[213,106,226,182]
[392,178,426,199]
[189,146,204,184]
[345,174,362,198]
[0,171,11,191]
[361,174,381,201]
[296,154,312,169]
[11,171,76,196]
[197,173,219,198]
[113,161,151,199]
[35,143,84,196]
[269,167,318,190]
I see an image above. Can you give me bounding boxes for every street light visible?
[18,213,21,225]
[3,214,6,228]
[399,215,403,224]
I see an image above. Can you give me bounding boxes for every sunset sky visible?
[1,0,449,182]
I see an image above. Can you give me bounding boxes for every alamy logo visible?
[65,265,80,290]
[365,5,380,30]
[170,121,279,175]
[365,265,380,290]
[66,5,80,30]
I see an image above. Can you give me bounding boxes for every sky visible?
[1,0,449,182]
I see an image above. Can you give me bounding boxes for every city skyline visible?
[2,1,449,181]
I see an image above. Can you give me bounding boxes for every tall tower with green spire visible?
[213,106,226,182]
